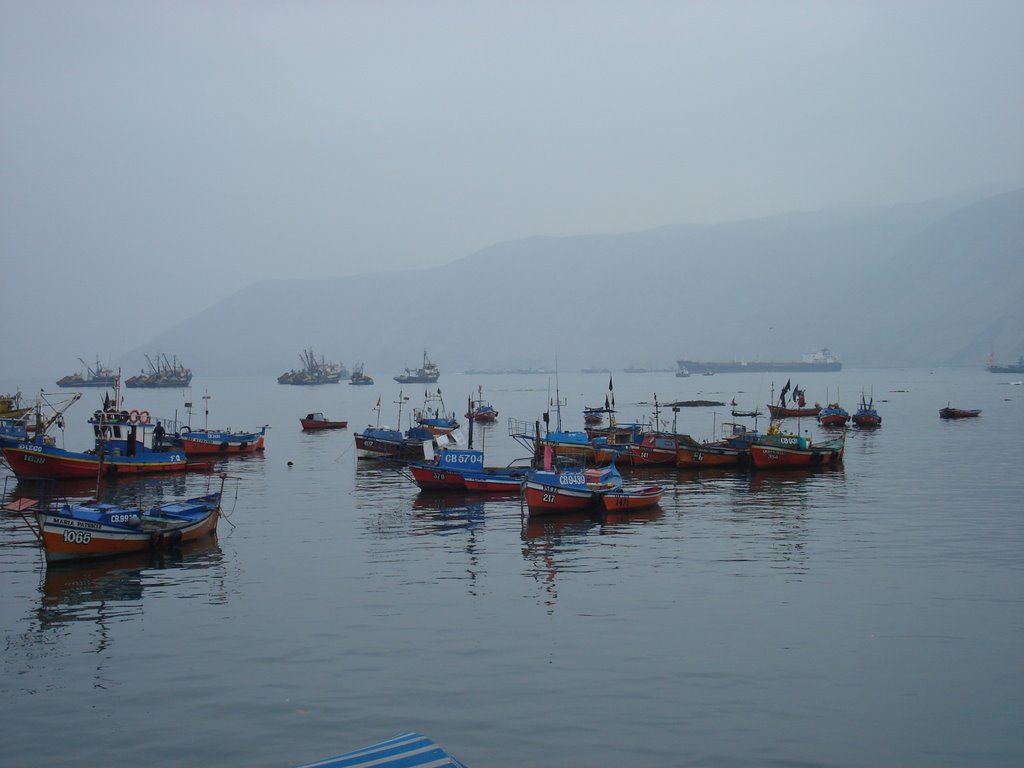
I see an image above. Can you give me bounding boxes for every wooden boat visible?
[408,448,527,493]
[852,393,881,427]
[524,462,623,515]
[676,441,748,468]
[16,480,227,564]
[413,388,460,435]
[300,412,348,430]
[817,403,850,427]
[600,485,663,512]
[939,406,981,419]
[465,387,498,422]
[355,391,445,460]
[0,392,30,419]
[749,424,845,470]
[1,388,209,479]
[294,732,468,768]
[394,349,440,384]
[179,426,266,455]
[347,363,374,386]
[767,381,820,418]
[627,431,691,465]
[583,406,606,425]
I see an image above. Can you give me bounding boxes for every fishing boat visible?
[767,380,821,418]
[851,393,882,427]
[675,366,691,378]
[817,403,850,427]
[749,423,845,470]
[394,349,440,384]
[174,393,268,455]
[355,391,446,460]
[348,363,374,386]
[524,461,623,514]
[278,348,346,385]
[0,381,208,479]
[294,732,468,768]
[939,406,981,419]
[125,353,192,388]
[600,485,663,512]
[408,448,527,493]
[582,406,606,426]
[465,386,498,422]
[0,391,30,419]
[675,440,749,469]
[56,357,117,388]
[300,412,348,430]
[178,426,266,455]
[11,477,229,563]
[413,388,460,435]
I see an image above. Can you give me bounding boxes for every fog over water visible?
[2,2,1022,373]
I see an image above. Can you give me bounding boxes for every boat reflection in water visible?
[521,512,600,613]
[4,537,227,692]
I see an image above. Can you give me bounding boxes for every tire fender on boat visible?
[180,426,190,434]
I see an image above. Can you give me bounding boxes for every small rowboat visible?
[939,407,981,419]
[300,412,348,430]
[600,485,663,511]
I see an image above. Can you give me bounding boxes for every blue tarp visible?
[295,732,468,768]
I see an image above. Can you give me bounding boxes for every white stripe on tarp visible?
[296,733,462,768]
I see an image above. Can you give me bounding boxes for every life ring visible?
[139,410,150,424]
[129,410,141,423]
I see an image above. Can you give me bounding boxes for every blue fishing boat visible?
[408,448,528,492]
[852,393,882,427]
[295,732,467,768]
[524,460,623,514]
[354,391,446,460]
[413,388,460,435]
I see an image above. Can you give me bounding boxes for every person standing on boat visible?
[153,421,166,450]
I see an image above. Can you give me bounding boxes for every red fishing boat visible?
[178,426,266,455]
[465,386,499,423]
[600,485,663,512]
[300,412,348,430]
[939,406,981,419]
[749,424,845,470]
[851,393,882,427]
[524,463,623,514]
[767,380,821,419]
[675,441,748,468]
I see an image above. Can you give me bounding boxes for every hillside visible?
[136,189,1024,375]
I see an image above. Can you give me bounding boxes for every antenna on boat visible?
[203,391,211,431]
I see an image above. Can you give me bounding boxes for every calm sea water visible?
[2,368,1022,767]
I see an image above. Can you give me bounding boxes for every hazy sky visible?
[2,1,1022,374]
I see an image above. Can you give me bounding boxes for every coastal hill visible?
[139,187,1024,375]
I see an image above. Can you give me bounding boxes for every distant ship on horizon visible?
[677,348,842,374]
[986,354,1024,374]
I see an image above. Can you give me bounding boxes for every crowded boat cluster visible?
[7,349,997,566]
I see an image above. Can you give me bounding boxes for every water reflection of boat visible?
[42,536,223,611]
[747,465,845,495]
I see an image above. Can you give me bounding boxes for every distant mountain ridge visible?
[136,188,1024,375]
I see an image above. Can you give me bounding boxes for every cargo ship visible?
[677,348,842,374]
[986,354,1024,374]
